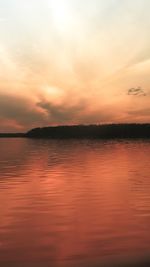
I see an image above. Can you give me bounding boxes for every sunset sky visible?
[0,0,150,132]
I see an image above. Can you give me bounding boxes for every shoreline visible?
[1,124,150,139]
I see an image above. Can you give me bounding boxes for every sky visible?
[0,0,150,132]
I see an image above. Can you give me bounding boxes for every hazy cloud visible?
[37,98,124,125]
[0,0,150,131]
[128,108,150,117]
[0,94,47,132]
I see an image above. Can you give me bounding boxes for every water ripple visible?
[0,139,150,266]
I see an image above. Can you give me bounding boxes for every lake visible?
[0,139,150,267]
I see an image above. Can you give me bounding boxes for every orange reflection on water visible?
[0,139,150,266]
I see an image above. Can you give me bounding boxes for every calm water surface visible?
[0,139,150,267]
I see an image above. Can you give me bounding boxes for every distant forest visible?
[26,124,150,139]
[0,133,25,138]
[1,124,150,139]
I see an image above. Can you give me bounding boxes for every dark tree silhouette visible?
[26,124,150,139]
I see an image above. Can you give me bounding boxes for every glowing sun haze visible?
[0,0,150,132]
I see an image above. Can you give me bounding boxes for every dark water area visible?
[0,139,150,267]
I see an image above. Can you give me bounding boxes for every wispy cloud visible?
[128,87,146,96]
[0,0,150,131]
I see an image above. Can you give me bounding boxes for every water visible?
[0,139,150,267]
